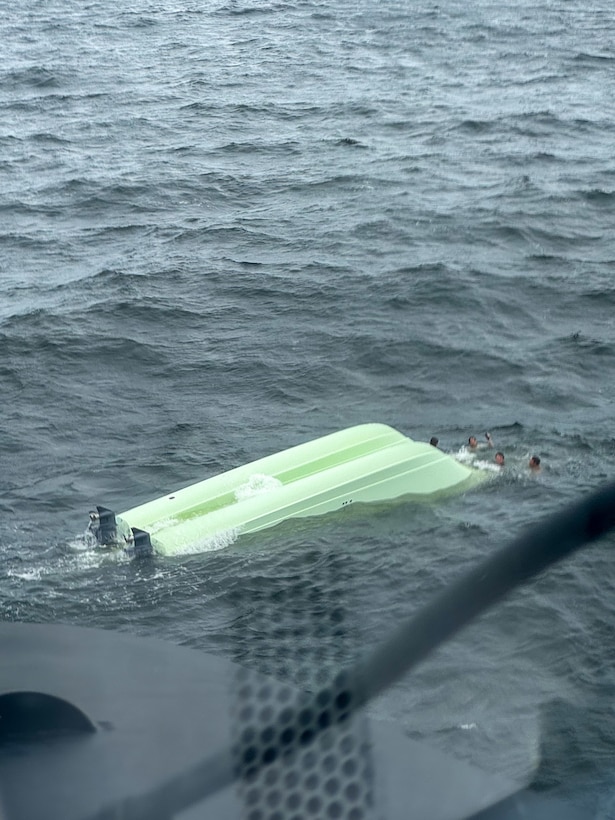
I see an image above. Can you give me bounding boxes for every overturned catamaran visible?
[88,423,485,557]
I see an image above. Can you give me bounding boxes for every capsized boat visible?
[88,423,486,557]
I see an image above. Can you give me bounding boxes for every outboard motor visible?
[87,507,117,546]
[128,527,153,559]
[88,507,154,558]
[93,506,118,545]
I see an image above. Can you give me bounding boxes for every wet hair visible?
[530,455,541,466]
[430,437,439,447]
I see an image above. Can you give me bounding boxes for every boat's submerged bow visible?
[86,424,486,557]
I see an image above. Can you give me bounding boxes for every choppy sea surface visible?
[1,0,615,816]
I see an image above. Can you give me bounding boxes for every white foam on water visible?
[7,567,44,581]
[234,473,282,502]
[67,532,96,551]
[455,446,481,465]
[178,527,241,555]
[474,460,503,474]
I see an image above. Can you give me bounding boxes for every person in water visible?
[468,432,494,449]
[529,455,541,471]
[430,436,439,447]
[494,452,505,467]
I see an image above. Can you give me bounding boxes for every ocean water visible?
[1,0,615,816]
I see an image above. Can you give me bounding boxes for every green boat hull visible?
[97,424,484,556]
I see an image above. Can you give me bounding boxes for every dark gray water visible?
[2,0,615,816]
